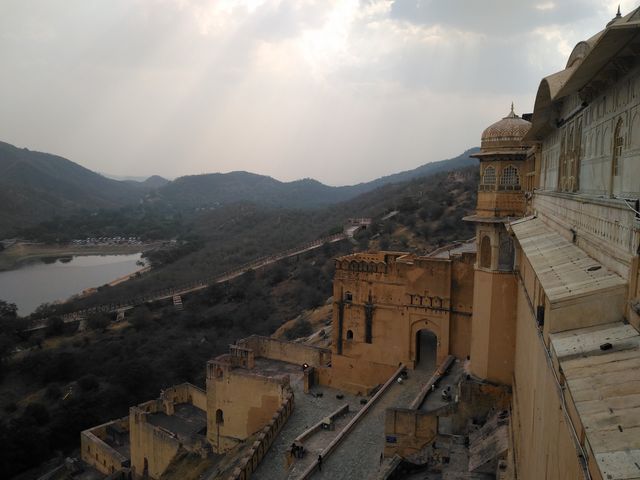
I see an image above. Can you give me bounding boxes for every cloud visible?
[0,0,635,184]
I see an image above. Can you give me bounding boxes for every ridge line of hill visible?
[0,140,479,237]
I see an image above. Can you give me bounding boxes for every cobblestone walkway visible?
[251,373,361,480]
[311,367,431,480]
[255,337,440,480]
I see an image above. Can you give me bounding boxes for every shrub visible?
[24,403,50,426]
[45,317,64,338]
[78,375,100,392]
[285,319,313,340]
[87,314,110,332]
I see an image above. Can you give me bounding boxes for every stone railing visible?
[534,190,640,276]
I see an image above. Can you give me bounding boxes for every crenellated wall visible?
[328,251,475,393]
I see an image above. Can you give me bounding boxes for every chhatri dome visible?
[480,103,531,152]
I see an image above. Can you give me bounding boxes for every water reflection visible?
[0,254,143,315]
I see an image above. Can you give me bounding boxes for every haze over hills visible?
[0,139,478,237]
[160,147,479,209]
[0,141,146,236]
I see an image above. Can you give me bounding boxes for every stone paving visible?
[251,371,362,480]
[254,337,440,480]
[311,366,431,480]
[286,409,356,478]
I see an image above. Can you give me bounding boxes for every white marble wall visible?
[540,65,640,199]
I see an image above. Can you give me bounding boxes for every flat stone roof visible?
[550,322,640,480]
[510,217,626,306]
[429,239,477,259]
[147,403,206,441]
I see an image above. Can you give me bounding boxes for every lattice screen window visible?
[482,166,496,185]
[500,165,520,186]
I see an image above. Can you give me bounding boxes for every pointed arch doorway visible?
[415,329,438,373]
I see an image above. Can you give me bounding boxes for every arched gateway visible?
[329,251,474,394]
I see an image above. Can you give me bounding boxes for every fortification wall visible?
[384,409,437,458]
[207,361,289,452]
[228,388,294,480]
[80,417,129,476]
[511,282,584,480]
[129,406,182,480]
[318,355,397,395]
[161,383,206,412]
[237,335,331,367]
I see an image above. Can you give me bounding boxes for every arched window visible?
[500,165,520,189]
[216,409,224,425]
[498,231,515,271]
[346,330,354,340]
[480,236,492,269]
[482,166,496,188]
[613,118,623,177]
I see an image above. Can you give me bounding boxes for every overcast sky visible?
[0,1,634,185]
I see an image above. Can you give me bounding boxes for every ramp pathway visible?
[308,368,426,480]
[251,376,360,480]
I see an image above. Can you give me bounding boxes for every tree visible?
[86,313,110,332]
[0,300,17,320]
[45,317,64,338]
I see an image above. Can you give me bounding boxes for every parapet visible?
[81,416,130,476]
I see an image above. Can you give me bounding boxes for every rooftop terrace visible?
[550,322,640,480]
[511,217,626,306]
[147,403,206,442]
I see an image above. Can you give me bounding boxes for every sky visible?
[0,0,635,185]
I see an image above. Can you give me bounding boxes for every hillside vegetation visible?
[36,166,478,317]
[0,142,145,236]
[0,139,478,238]
[157,147,479,210]
[0,162,479,478]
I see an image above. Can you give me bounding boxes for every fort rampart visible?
[227,388,294,480]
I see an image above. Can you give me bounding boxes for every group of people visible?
[290,442,305,459]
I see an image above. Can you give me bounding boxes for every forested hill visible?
[0,139,478,237]
[0,142,144,236]
[153,148,479,209]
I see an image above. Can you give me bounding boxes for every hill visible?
[156,148,479,209]
[46,165,478,311]
[141,175,169,189]
[0,139,478,239]
[0,142,144,237]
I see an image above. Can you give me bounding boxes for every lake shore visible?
[0,242,155,272]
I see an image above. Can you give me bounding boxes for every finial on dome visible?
[617,4,622,17]
[510,102,515,115]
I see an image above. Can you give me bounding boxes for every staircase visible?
[173,295,183,311]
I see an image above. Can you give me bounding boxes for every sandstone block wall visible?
[228,388,294,480]
[80,417,129,476]
[384,409,437,458]
[237,335,331,367]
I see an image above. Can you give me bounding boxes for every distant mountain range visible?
[0,140,478,237]
[153,148,479,209]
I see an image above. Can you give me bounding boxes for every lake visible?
[0,254,143,315]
